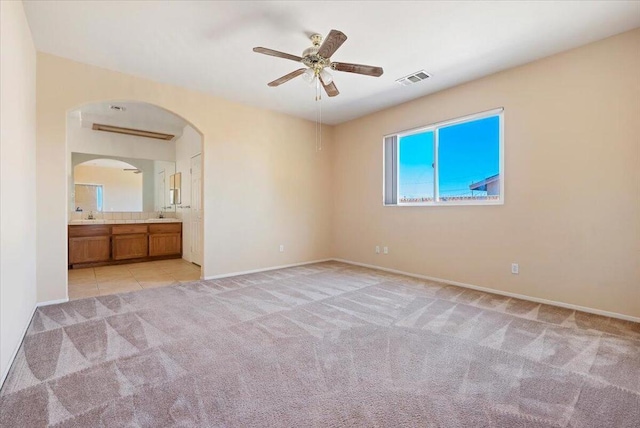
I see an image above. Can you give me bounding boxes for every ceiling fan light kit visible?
[302,68,316,84]
[319,68,333,85]
[253,29,384,98]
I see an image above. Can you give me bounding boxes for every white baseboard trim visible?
[0,305,37,389]
[0,297,70,389]
[37,297,69,307]
[333,258,640,323]
[203,258,333,280]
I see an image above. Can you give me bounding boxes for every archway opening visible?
[66,100,204,298]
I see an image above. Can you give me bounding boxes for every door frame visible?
[189,152,203,267]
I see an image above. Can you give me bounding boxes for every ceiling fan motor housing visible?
[302,34,330,71]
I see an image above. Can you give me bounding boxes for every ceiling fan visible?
[253,30,384,97]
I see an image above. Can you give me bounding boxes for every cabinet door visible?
[69,236,111,264]
[112,234,148,260]
[149,233,181,257]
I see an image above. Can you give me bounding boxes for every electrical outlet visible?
[383,246,389,254]
[511,263,519,274]
[279,244,284,253]
[375,246,380,254]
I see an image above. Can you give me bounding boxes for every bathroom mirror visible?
[169,172,181,205]
[71,153,176,212]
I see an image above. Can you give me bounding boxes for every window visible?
[74,184,103,212]
[384,108,503,205]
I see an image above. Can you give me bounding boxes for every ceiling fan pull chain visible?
[314,77,323,152]
[319,91,322,151]
[315,75,321,102]
[315,76,321,152]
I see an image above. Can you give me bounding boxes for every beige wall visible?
[332,29,640,319]
[36,53,334,302]
[74,165,143,212]
[0,1,37,381]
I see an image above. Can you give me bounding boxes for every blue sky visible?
[398,115,500,199]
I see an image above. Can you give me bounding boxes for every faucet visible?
[87,211,94,220]
[158,211,164,219]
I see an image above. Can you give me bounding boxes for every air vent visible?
[92,123,174,141]
[396,70,431,86]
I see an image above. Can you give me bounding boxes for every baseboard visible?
[0,305,37,389]
[333,258,640,323]
[0,297,69,389]
[37,297,69,307]
[203,258,333,280]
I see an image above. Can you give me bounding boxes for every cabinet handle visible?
[178,205,191,209]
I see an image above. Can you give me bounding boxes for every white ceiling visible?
[24,1,640,125]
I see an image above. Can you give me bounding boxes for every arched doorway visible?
[66,100,204,299]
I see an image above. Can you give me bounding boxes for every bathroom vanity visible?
[68,220,182,268]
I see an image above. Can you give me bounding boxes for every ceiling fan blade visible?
[253,47,303,63]
[331,62,384,77]
[319,75,339,97]
[318,30,347,58]
[267,68,306,87]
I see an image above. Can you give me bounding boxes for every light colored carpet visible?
[1,261,638,427]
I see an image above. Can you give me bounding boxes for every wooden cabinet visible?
[113,234,148,260]
[69,225,111,265]
[148,223,181,257]
[149,234,181,257]
[69,236,111,264]
[68,222,182,268]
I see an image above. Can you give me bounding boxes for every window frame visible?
[383,108,504,207]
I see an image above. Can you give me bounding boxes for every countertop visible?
[69,218,182,225]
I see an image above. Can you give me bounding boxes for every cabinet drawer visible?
[112,224,148,235]
[149,223,181,234]
[68,225,110,237]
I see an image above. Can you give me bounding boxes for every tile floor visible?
[68,258,201,300]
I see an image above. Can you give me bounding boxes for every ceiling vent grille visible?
[396,70,431,86]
